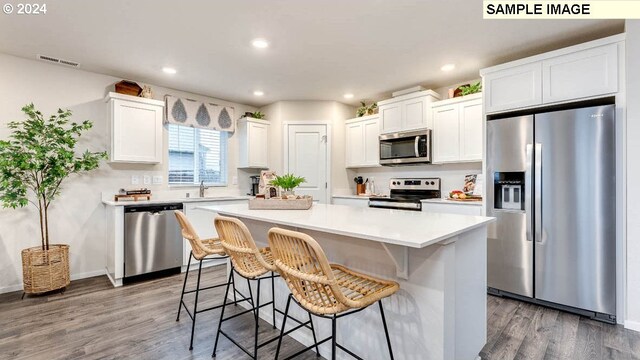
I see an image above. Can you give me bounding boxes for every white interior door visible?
[286,124,328,203]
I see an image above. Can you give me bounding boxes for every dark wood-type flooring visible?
[0,265,638,360]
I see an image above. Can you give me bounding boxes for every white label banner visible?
[484,1,640,19]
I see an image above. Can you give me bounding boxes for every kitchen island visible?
[197,203,494,360]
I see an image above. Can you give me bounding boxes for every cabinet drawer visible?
[484,63,542,113]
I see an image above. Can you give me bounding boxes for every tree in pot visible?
[0,104,107,295]
[270,173,306,196]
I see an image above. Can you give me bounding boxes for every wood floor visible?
[0,265,638,360]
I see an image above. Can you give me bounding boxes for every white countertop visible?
[196,203,494,249]
[332,194,378,200]
[101,195,250,206]
[421,198,483,206]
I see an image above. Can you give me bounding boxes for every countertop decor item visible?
[114,80,142,96]
[356,102,378,117]
[248,195,313,210]
[0,104,107,295]
[270,173,306,196]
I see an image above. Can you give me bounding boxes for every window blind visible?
[168,124,228,185]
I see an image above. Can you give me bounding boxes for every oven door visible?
[379,129,431,165]
[368,198,422,211]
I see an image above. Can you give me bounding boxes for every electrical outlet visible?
[153,176,163,185]
[232,176,238,185]
[131,175,140,185]
[143,175,151,185]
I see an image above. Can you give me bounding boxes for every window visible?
[168,124,228,185]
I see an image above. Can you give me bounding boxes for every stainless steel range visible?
[368,178,441,211]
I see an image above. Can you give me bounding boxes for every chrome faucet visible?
[199,180,209,197]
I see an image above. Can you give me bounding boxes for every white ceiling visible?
[0,0,623,107]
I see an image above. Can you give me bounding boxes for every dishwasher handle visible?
[124,203,184,213]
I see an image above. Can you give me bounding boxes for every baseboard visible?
[0,269,107,295]
[625,319,640,332]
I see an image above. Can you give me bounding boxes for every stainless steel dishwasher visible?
[124,203,183,282]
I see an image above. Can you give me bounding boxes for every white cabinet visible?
[432,94,483,164]
[238,117,269,169]
[378,90,440,134]
[332,196,369,208]
[106,92,164,164]
[483,63,542,114]
[542,43,618,103]
[345,115,380,168]
[422,201,482,216]
[183,200,248,265]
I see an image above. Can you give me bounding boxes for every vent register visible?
[37,54,80,68]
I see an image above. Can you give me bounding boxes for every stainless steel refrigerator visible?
[486,104,616,322]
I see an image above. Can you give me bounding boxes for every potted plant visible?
[457,81,482,96]
[270,173,306,196]
[0,104,107,295]
[356,102,378,117]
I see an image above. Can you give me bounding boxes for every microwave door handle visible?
[414,136,420,157]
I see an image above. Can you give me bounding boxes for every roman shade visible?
[165,95,235,132]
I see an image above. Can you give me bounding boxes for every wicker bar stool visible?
[268,227,399,360]
[174,211,244,351]
[212,216,319,359]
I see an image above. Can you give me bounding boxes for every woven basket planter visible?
[21,244,70,294]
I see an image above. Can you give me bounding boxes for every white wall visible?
[0,53,256,293]
[625,20,640,331]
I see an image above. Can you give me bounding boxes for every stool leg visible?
[247,278,256,319]
[253,278,261,359]
[275,294,293,359]
[331,315,337,360]
[230,259,238,306]
[308,312,320,356]
[212,268,234,357]
[189,259,204,350]
[271,272,277,329]
[176,251,193,321]
[378,301,394,360]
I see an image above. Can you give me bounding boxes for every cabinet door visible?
[422,202,482,216]
[112,99,163,163]
[459,99,483,162]
[332,197,369,208]
[542,43,618,103]
[484,62,542,114]
[379,103,402,133]
[432,104,460,163]
[248,122,269,168]
[345,122,364,168]
[362,119,380,166]
[403,97,428,130]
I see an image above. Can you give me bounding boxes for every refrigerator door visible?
[534,105,616,315]
[487,115,534,297]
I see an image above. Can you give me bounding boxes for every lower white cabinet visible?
[332,196,369,208]
[422,201,482,216]
[432,94,483,163]
[345,115,380,168]
[183,200,247,265]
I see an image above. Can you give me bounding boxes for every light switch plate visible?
[131,175,140,185]
[143,175,151,185]
[152,176,163,185]
[232,176,238,185]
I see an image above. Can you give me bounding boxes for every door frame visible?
[283,121,332,204]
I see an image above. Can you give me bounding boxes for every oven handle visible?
[414,136,420,157]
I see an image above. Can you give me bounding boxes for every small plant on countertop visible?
[356,102,378,117]
[270,173,306,192]
[458,81,482,96]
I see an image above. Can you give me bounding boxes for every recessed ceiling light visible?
[251,39,269,49]
[343,93,354,99]
[162,67,177,74]
[440,64,455,72]
[253,90,264,96]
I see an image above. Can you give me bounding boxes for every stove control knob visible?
[431,181,435,185]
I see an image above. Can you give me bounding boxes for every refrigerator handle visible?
[525,144,533,241]
[534,143,543,243]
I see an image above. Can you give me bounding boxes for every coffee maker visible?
[249,175,260,196]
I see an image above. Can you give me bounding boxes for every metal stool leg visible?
[275,294,293,359]
[212,268,234,357]
[176,251,193,321]
[308,312,320,356]
[331,314,337,360]
[189,259,203,350]
[271,272,277,329]
[253,278,261,358]
[379,301,394,360]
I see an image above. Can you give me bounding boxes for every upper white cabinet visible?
[542,43,618,103]
[345,115,380,168]
[378,90,440,133]
[106,92,164,164]
[481,35,622,114]
[483,63,542,114]
[432,94,483,164]
[237,117,269,169]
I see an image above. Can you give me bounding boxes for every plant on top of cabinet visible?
[458,81,482,96]
[356,102,378,117]
[0,104,107,295]
[244,111,266,119]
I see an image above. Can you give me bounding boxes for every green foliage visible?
[270,173,306,191]
[459,81,482,96]
[0,104,107,249]
[251,111,266,119]
[356,102,378,117]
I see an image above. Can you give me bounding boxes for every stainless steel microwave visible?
[379,129,431,165]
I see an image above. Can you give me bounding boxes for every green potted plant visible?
[356,102,378,117]
[0,104,107,295]
[458,81,482,96]
[270,173,306,196]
